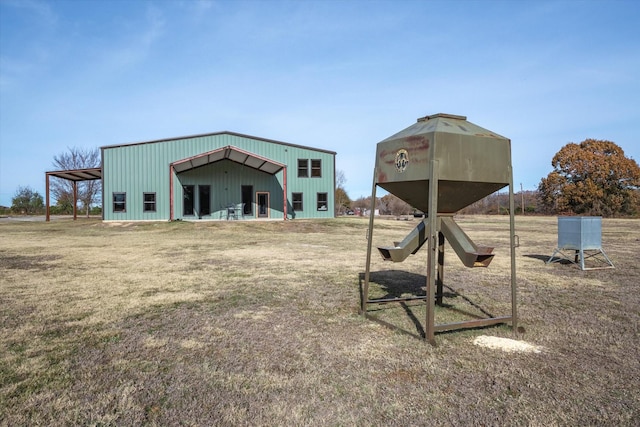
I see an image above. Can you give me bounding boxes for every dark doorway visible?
[257,192,269,218]
[241,185,253,216]
[199,185,210,217]
[183,185,194,216]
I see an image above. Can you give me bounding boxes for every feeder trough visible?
[362,114,517,344]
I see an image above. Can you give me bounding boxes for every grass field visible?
[1,215,638,426]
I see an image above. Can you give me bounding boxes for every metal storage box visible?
[557,216,603,250]
[547,216,614,270]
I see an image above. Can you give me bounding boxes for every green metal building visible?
[46,131,336,221]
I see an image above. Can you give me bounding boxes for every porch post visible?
[169,165,174,221]
[282,166,287,220]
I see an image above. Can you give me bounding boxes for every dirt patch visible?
[0,253,62,270]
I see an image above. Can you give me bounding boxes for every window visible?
[183,185,194,216]
[311,159,322,177]
[143,192,156,212]
[113,192,126,213]
[257,192,269,218]
[317,192,328,211]
[292,192,303,211]
[297,159,308,177]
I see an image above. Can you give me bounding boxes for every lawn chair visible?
[227,204,237,220]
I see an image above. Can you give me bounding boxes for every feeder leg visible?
[436,231,445,306]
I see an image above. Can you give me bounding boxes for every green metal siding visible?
[102,133,335,220]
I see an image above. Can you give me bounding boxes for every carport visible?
[45,167,102,221]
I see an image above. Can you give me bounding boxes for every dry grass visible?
[0,215,638,426]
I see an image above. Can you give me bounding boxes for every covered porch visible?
[169,145,288,221]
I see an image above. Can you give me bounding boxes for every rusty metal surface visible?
[440,216,494,267]
[374,113,511,214]
[433,316,512,333]
[377,216,494,267]
[377,219,429,261]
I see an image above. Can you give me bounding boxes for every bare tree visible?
[336,169,346,189]
[51,147,101,216]
[334,170,352,215]
[380,193,413,216]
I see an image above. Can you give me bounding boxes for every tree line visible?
[337,139,639,218]
[3,139,639,218]
[2,147,101,216]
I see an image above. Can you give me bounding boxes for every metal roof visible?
[382,113,508,142]
[171,145,285,175]
[45,167,102,181]
[102,131,337,156]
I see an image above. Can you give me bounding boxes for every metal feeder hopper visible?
[362,113,517,344]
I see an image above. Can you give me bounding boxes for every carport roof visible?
[45,167,102,181]
[171,145,285,175]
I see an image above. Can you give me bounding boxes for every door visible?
[256,192,269,218]
[241,185,253,217]
[199,185,210,217]
[183,185,194,216]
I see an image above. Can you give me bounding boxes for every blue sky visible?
[1,0,638,207]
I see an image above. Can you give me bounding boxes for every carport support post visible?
[46,173,50,222]
[73,181,78,220]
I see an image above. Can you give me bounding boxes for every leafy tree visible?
[335,187,351,214]
[50,199,74,215]
[51,147,101,217]
[11,186,44,214]
[538,139,640,216]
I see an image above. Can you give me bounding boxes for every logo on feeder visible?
[395,149,409,173]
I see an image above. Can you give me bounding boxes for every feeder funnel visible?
[375,113,511,214]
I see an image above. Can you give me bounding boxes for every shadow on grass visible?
[524,253,573,265]
[358,270,499,340]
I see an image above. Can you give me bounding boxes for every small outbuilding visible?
[46,131,336,221]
